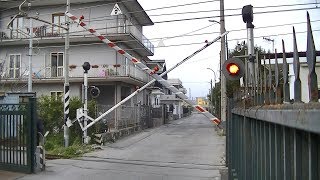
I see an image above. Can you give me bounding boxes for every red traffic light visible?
[222,58,245,80]
[226,63,240,75]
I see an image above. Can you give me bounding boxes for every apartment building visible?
[0,0,154,108]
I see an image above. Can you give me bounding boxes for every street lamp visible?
[207,68,217,114]
[209,19,229,58]
[206,68,217,85]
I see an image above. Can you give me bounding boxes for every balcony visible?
[0,63,150,85]
[0,18,154,56]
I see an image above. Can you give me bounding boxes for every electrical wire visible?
[2,23,319,54]
[16,28,318,55]
[13,18,317,44]
[148,2,319,17]
[153,6,320,24]
[0,0,218,22]
[0,1,318,25]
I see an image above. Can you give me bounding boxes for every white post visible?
[28,18,33,92]
[83,71,88,144]
[247,24,255,89]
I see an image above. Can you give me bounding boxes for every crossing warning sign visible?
[111,3,122,16]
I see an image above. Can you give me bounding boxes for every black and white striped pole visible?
[63,0,70,147]
[82,62,90,144]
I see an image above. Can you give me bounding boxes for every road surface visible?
[18,112,226,180]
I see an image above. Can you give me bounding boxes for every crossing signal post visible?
[82,62,91,144]
[222,58,245,80]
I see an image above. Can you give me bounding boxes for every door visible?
[50,52,64,77]
[10,17,24,38]
[8,54,21,78]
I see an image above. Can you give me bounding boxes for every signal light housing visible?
[222,58,245,80]
[90,86,100,98]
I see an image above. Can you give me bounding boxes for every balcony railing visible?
[0,18,154,54]
[0,64,150,83]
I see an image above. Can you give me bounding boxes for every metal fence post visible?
[282,40,290,103]
[27,98,37,173]
[270,124,276,179]
[306,12,318,102]
[293,27,302,103]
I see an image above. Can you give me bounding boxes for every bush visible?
[38,96,63,133]
[38,96,97,156]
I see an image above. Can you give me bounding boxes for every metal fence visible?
[0,98,36,173]
[227,13,320,180]
[96,104,165,131]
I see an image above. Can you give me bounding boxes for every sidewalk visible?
[0,170,26,180]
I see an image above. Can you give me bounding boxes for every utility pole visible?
[220,0,227,122]
[28,17,33,92]
[210,79,213,114]
[63,0,70,147]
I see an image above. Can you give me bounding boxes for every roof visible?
[262,51,320,59]
[0,0,153,26]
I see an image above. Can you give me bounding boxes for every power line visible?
[153,6,319,24]
[23,16,319,42]
[2,23,320,53]
[148,19,320,41]
[78,2,319,24]
[20,28,319,54]
[0,0,218,22]
[148,2,319,17]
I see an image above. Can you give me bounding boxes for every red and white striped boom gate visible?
[66,12,227,130]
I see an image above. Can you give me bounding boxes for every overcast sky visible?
[138,0,320,98]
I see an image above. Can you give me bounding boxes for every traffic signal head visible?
[222,58,245,80]
[82,62,91,73]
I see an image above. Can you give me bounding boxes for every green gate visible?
[0,98,37,173]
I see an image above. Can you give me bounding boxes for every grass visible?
[44,133,94,158]
[47,144,94,158]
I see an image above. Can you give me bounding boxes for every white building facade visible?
[265,51,320,103]
[0,0,155,108]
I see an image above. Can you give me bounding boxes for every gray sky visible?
[138,0,320,98]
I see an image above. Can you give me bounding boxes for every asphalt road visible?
[18,112,226,180]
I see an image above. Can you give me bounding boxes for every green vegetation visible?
[38,96,97,158]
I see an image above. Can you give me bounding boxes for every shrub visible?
[38,96,97,153]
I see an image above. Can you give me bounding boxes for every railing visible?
[0,17,154,54]
[95,104,165,131]
[0,64,150,83]
[227,13,320,180]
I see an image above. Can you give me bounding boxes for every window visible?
[8,54,21,78]
[51,52,64,77]
[154,96,159,106]
[52,13,65,34]
[51,91,63,100]
[10,17,24,38]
